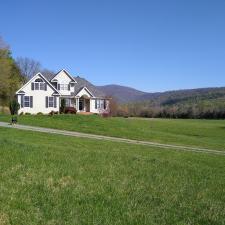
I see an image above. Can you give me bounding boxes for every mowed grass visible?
[0,114,225,150]
[0,127,225,225]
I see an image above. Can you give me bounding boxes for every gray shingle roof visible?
[74,76,106,98]
[41,72,55,81]
[42,72,106,98]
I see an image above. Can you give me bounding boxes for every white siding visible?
[90,99,110,114]
[53,70,75,95]
[17,74,60,114]
[76,88,92,98]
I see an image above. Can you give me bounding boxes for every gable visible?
[16,73,60,95]
[75,87,94,98]
[50,69,77,83]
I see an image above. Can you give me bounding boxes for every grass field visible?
[0,127,225,225]
[0,114,225,150]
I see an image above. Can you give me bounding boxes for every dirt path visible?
[0,121,224,156]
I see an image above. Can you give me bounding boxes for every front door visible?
[79,99,84,111]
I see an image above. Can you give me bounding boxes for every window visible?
[46,97,56,108]
[32,78,46,90]
[34,83,39,90]
[59,84,69,90]
[95,99,106,109]
[24,96,30,107]
[23,96,33,108]
[40,83,45,90]
[35,78,43,82]
[48,97,54,107]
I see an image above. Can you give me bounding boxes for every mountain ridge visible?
[97,84,225,104]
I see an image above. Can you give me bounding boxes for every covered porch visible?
[60,95,91,113]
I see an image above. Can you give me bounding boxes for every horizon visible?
[97,83,225,94]
[1,0,225,92]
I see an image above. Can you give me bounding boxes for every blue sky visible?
[1,0,225,92]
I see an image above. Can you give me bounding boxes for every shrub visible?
[49,111,59,116]
[19,112,24,116]
[60,99,66,114]
[9,99,20,115]
[101,112,110,118]
[36,112,43,115]
[65,107,77,114]
[25,112,31,115]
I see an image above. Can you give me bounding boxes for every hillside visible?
[98,84,225,118]
[97,84,147,103]
[98,84,225,105]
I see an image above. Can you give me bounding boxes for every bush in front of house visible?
[65,107,77,114]
[101,112,110,118]
[49,111,59,116]
[60,99,66,114]
[36,112,44,115]
[9,99,20,115]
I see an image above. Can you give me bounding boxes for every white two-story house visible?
[16,69,110,114]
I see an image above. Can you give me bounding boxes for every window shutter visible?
[95,99,97,109]
[30,96,33,108]
[104,100,106,109]
[45,83,47,91]
[46,96,48,108]
[31,83,34,90]
[68,85,70,91]
[54,97,57,108]
[21,96,24,108]
[58,84,60,90]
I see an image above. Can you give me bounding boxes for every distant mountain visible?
[97,84,147,103]
[98,84,225,106]
[97,84,225,118]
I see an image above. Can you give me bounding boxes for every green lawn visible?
[0,127,225,225]
[0,114,225,150]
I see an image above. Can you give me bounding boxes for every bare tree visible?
[108,97,118,116]
[41,69,55,78]
[16,57,41,82]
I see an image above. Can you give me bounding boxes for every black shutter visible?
[95,99,97,109]
[45,83,47,91]
[54,97,57,108]
[104,100,106,109]
[21,96,24,108]
[46,97,48,108]
[58,84,60,90]
[30,96,33,108]
[68,85,70,91]
[31,83,34,90]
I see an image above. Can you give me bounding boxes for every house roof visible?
[42,72,55,81]
[42,71,106,98]
[74,76,106,98]
[50,69,77,83]
[16,72,60,96]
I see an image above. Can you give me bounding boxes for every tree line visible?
[109,98,225,119]
[0,36,54,112]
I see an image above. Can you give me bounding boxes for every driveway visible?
[0,121,224,156]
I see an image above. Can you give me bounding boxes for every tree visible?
[60,99,66,113]
[108,97,118,116]
[0,37,23,108]
[16,57,41,82]
[9,98,20,115]
[41,69,55,78]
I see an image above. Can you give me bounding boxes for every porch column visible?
[76,98,79,111]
